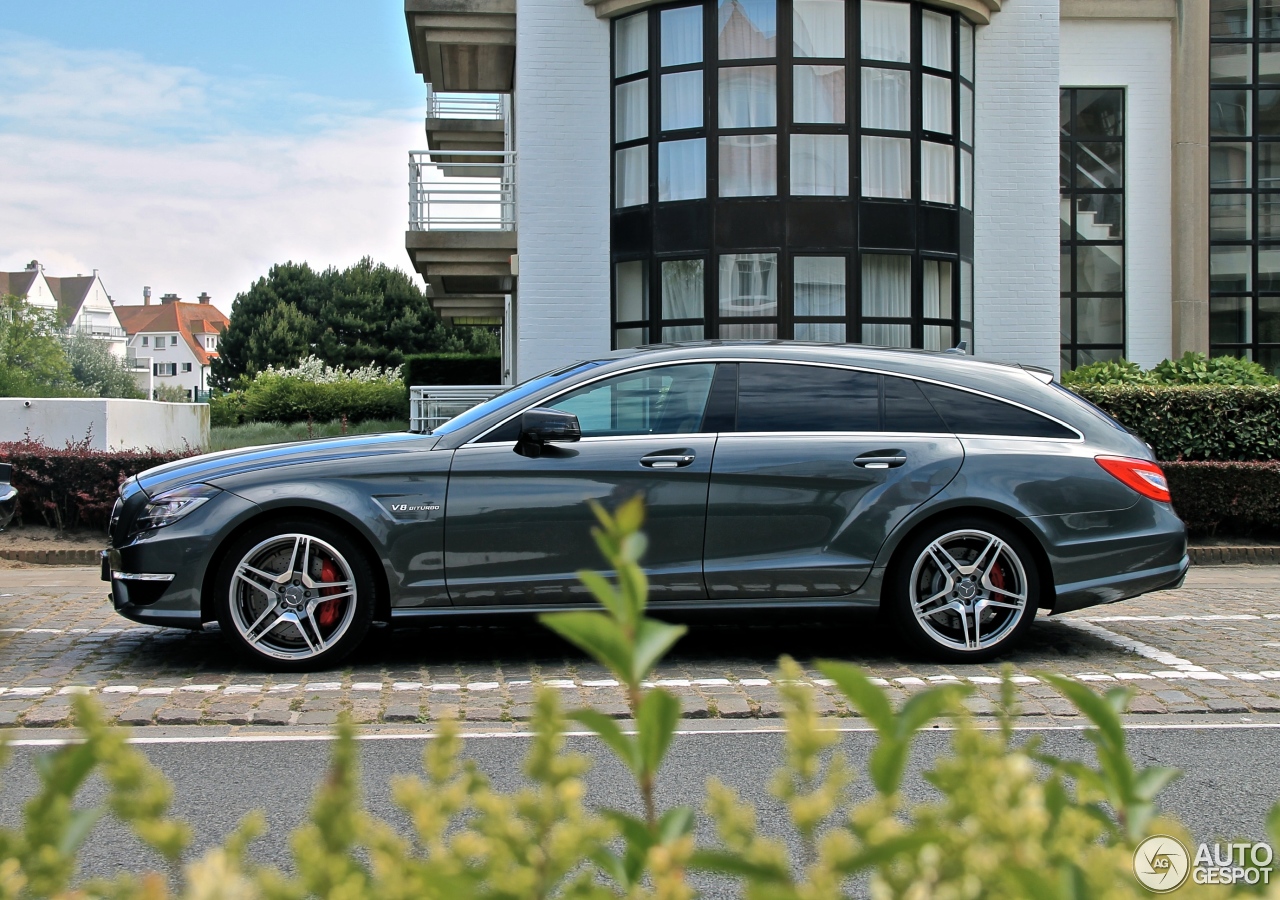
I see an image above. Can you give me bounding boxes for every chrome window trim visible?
[466,356,1084,444]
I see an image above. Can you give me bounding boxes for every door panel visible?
[445,436,716,604]
[703,434,963,598]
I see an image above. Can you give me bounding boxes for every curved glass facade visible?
[611,0,974,349]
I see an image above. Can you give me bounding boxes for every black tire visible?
[214,518,375,671]
[886,517,1040,662]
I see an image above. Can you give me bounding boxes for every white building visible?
[402,0,1259,380]
[0,260,128,357]
[115,292,229,401]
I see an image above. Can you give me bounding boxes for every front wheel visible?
[214,520,374,670]
[887,519,1040,662]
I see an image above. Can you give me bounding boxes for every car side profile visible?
[103,342,1188,670]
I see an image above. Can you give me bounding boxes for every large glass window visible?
[1060,87,1126,371]
[611,0,973,351]
[1210,0,1280,374]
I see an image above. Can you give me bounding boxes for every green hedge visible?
[1165,460,1280,535]
[403,352,501,386]
[1072,384,1280,461]
[209,377,407,427]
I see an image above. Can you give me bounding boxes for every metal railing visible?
[409,150,516,230]
[409,385,507,433]
[425,86,507,120]
[65,323,127,339]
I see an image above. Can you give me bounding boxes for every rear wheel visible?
[215,520,374,670]
[887,518,1039,662]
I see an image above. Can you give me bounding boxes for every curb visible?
[1189,546,1280,566]
[0,548,100,566]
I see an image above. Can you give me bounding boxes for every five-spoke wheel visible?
[888,519,1039,661]
[215,520,373,670]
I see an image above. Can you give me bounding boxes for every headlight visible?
[134,484,220,533]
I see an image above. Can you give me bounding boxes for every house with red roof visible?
[0,260,128,358]
[114,291,229,401]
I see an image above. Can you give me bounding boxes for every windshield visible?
[429,361,606,435]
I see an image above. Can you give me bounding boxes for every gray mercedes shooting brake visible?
[104,343,1188,670]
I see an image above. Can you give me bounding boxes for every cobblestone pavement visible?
[1,565,1279,729]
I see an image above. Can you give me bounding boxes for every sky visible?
[0,2,427,315]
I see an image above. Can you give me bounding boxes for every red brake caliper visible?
[315,558,342,629]
[988,561,1006,594]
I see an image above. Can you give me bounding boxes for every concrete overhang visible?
[426,116,506,169]
[405,230,517,322]
[583,0,998,24]
[406,0,516,92]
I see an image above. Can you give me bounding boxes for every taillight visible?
[1096,456,1171,503]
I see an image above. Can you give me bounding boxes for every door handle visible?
[854,453,907,469]
[640,452,696,469]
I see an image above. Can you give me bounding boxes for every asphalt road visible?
[3,722,1280,896]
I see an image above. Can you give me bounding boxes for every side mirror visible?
[519,407,581,448]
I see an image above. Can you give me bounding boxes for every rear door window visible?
[737,363,880,432]
[916,382,1077,439]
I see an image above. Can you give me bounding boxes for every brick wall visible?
[1061,18,1174,368]
[514,0,612,381]
[973,0,1062,372]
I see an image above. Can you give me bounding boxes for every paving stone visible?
[23,703,72,727]
[428,703,461,722]
[508,704,537,721]
[714,696,753,719]
[253,708,293,726]
[1042,699,1080,717]
[679,695,711,719]
[465,706,506,723]
[1245,696,1280,713]
[296,710,339,727]
[964,697,996,716]
[381,705,421,723]
[156,708,203,726]
[1206,698,1249,713]
[0,709,20,726]
[1127,696,1167,714]
[1154,690,1195,705]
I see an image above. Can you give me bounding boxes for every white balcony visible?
[409,149,515,230]
[426,87,506,120]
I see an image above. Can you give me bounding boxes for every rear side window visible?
[737,363,880,432]
[916,382,1078,439]
[883,376,948,433]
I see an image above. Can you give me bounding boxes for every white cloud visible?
[0,33,424,316]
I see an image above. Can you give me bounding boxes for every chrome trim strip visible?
[467,356,1084,444]
[111,572,175,582]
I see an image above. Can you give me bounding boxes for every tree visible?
[210,258,500,388]
[0,294,79,397]
[61,331,145,399]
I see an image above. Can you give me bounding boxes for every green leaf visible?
[614,494,646,534]
[632,618,687,684]
[817,660,894,733]
[568,709,641,775]
[1042,674,1126,753]
[867,740,909,796]
[658,805,696,843]
[576,569,626,619]
[636,689,681,776]
[57,806,104,857]
[540,611,633,682]
[895,684,968,738]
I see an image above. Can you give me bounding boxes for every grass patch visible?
[208,418,409,452]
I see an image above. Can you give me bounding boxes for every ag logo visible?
[1134,835,1191,892]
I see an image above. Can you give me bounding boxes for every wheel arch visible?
[200,506,393,625]
[878,503,1057,611]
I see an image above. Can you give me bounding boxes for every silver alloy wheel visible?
[227,533,358,662]
[908,528,1029,652]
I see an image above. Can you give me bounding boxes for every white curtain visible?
[616,12,648,77]
[924,325,951,351]
[921,141,954,204]
[795,322,845,341]
[720,323,778,339]
[615,261,648,321]
[718,0,777,59]
[960,19,974,81]
[719,66,776,128]
[661,259,705,319]
[663,324,705,341]
[719,253,778,316]
[615,146,648,208]
[861,323,911,347]
[922,74,952,134]
[961,148,973,209]
[719,135,777,196]
[861,68,910,131]
[922,10,952,71]
[794,257,846,316]
[659,139,707,201]
[616,79,648,143]
[861,0,911,63]
[960,260,973,325]
[794,65,845,123]
[661,6,703,66]
[793,0,844,57]
[961,84,973,144]
[861,136,910,199]
[923,259,952,318]
[861,254,911,318]
[616,327,647,349]
[662,70,703,130]
[791,134,849,196]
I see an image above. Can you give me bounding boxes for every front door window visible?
[552,363,717,436]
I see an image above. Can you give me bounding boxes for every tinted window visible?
[552,364,717,437]
[737,363,880,432]
[917,382,1077,439]
[884,376,948,433]
[441,361,605,436]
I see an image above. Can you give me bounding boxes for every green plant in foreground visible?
[7,499,1280,898]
